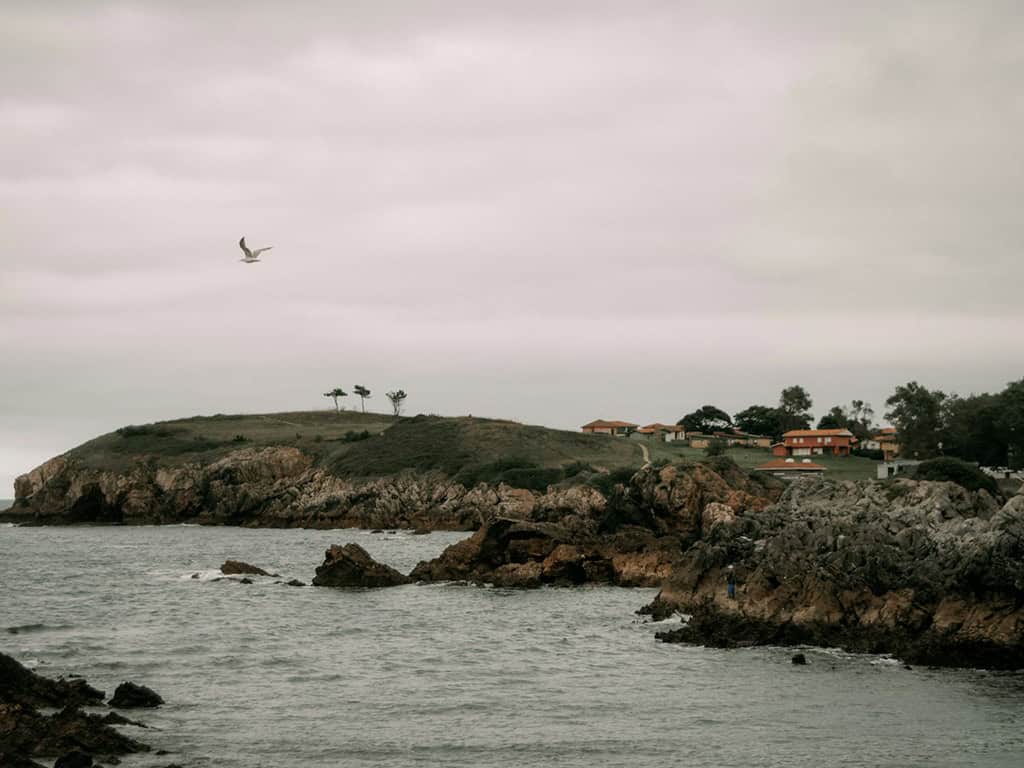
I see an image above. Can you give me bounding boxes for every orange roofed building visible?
[776,428,856,457]
[635,423,686,442]
[581,419,639,437]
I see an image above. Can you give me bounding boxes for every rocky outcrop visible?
[0,654,150,764]
[220,560,277,577]
[312,544,413,587]
[108,682,164,709]
[648,478,1024,669]
[2,448,605,530]
[409,461,782,587]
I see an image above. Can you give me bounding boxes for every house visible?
[780,428,856,457]
[770,442,788,457]
[581,419,638,437]
[755,458,826,480]
[865,428,901,460]
[688,434,714,449]
[633,423,686,442]
[713,430,771,449]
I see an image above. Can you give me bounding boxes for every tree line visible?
[677,378,1023,468]
[322,386,408,416]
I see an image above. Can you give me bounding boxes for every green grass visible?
[641,440,879,480]
[328,415,642,479]
[64,411,646,485]
[68,410,397,473]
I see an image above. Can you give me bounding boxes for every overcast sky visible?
[2,1,1022,492]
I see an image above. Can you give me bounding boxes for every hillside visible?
[63,410,645,481]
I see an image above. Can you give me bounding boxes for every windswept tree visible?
[678,405,732,434]
[386,389,408,417]
[778,385,813,433]
[847,399,875,440]
[323,388,347,413]
[353,384,372,413]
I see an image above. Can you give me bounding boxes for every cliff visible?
[2,411,642,529]
[648,477,1024,668]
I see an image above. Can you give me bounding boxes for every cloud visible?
[1,1,1022,490]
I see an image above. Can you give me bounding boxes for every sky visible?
[2,1,1022,493]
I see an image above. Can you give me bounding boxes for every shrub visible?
[342,430,371,443]
[232,434,247,442]
[704,439,727,457]
[116,424,173,438]
[562,461,595,478]
[588,466,639,497]
[912,457,1000,496]
[853,448,884,460]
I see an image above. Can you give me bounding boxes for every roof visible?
[640,423,685,432]
[755,459,826,472]
[783,429,854,438]
[714,430,769,439]
[582,419,638,429]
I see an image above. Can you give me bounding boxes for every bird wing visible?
[251,246,273,257]
[238,237,252,258]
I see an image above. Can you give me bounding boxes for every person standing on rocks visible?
[727,566,736,600]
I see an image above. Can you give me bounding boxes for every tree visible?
[733,405,783,439]
[678,405,732,434]
[386,389,408,417]
[997,378,1024,469]
[846,399,875,440]
[885,381,947,458]
[323,388,347,413]
[778,385,813,433]
[816,406,849,430]
[942,392,1005,466]
[353,385,371,413]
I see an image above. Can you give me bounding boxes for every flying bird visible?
[238,236,273,263]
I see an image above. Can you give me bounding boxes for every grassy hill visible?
[64,410,646,484]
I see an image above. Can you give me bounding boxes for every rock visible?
[101,712,147,728]
[0,654,104,708]
[54,750,93,768]
[370,529,383,534]
[0,703,148,759]
[0,751,46,768]
[220,560,277,577]
[239,578,253,584]
[312,544,412,587]
[649,478,1024,669]
[189,573,199,579]
[285,579,306,587]
[412,528,431,535]
[791,653,807,665]
[108,682,163,709]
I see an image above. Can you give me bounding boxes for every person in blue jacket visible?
[726,566,736,599]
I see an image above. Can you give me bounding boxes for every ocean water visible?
[1,525,1022,768]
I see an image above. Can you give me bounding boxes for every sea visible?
[1,524,1022,768]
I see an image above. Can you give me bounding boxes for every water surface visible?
[2,525,1022,767]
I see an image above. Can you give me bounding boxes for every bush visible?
[852,448,884,460]
[116,424,174,438]
[912,457,1000,496]
[342,430,371,443]
[588,466,640,497]
[232,434,247,442]
[704,439,727,457]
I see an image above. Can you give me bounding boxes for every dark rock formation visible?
[312,544,413,587]
[409,462,782,588]
[54,749,93,768]
[0,654,104,709]
[109,682,164,709]
[220,560,277,577]
[285,579,306,587]
[791,653,807,665]
[649,479,1024,669]
[0,702,148,763]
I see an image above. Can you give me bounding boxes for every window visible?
[817,437,823,443]
[825,437,832,444]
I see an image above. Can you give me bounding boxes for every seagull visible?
[238,236,273,263]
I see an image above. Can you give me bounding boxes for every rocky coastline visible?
[6,444,1023,669]
[646,478,1024,669]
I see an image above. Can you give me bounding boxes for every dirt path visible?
[638,442,651,466]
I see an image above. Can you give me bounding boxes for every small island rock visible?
[312,543,412,588]
[109,682,163,709]
[220,560,277,577]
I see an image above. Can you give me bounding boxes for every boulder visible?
[312,544,412,588]
[54,750,93,768]
[0,654,104,709]
[220,560,277,577]
[791,653,807,665]
[109,682,163,709]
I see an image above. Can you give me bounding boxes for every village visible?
[580,419,943,482]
